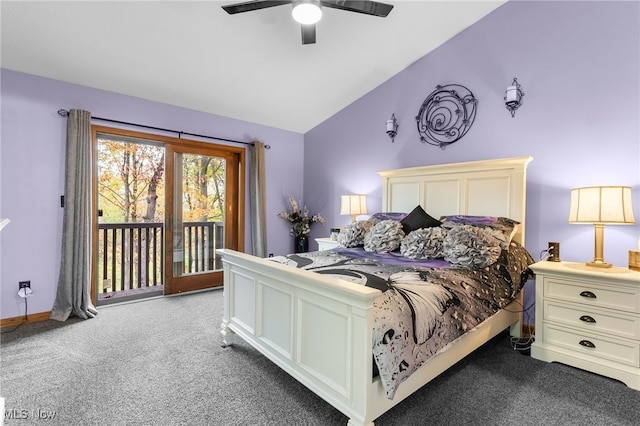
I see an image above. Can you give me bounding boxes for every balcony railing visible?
[97,221,223,300]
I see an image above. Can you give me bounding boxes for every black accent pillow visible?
[400,205,441,234]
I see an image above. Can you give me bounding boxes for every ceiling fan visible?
[222,0,394,45]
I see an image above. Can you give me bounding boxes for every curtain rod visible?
[57,109,270,149]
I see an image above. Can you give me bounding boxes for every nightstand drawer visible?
[544,301,640,340]
[544,277,640,313]
[543,323,640,367]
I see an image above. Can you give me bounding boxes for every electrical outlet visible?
[547,242,561,262]
[18,281,31,290]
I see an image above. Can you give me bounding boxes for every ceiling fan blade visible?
[320,0,393,17]
[301,24,316,44]
[222,1,291,14]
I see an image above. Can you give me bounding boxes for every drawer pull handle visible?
[579,340,596,349]
[579,291,597,299]
[579,315,596,323]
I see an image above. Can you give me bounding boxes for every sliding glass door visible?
[92,126,245,303]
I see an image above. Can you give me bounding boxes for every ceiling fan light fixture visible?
[292,1,322,25]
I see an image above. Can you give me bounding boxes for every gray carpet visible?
[1,289,639,425]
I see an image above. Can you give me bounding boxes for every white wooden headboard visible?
[378,157,533,245]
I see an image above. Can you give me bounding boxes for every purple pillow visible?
[369,212,407,223]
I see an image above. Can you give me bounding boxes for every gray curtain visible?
[50,109,98,321]
[249,141,267,257]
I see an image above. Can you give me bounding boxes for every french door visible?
[92,126,244,303]
[164,144,243,294]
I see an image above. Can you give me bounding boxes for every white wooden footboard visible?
[219,249,382,426]
[219,249,522,426]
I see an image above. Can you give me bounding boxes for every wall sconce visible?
[386,114,399,142]
[340,194,368,222]
[504,77,524,117]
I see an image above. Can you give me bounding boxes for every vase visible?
[294,235,308,253]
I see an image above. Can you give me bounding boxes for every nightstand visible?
[315,237,339,251]
[530,261,640,390]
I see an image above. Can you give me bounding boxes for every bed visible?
[219,156,533,426]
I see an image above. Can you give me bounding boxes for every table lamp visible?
[340,194,367,222]
[569,186,635,268]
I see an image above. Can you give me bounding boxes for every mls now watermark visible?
[4,408,57,421]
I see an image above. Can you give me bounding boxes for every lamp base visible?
[586,223,611,268]
[586,260,612,268]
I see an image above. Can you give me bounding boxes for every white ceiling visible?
[1,1,507,133]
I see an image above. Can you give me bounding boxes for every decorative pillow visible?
[400,205,442,235]
[440,215,519,250]
[364,220,405,253]
[442,225,503,268]
[337,220,374,247]
[400,227,449,259]
[369,212,407,223]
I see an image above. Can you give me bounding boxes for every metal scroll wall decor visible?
[415,84,478,148]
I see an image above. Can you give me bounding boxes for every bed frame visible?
[220,156,533,426]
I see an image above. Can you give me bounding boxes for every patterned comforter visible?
[270,241,534,399]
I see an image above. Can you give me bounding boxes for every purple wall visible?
[303,1,640,322]
[304,0,640,260]
[0,70,304,320]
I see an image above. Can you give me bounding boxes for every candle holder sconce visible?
[386,114,399,142]
[505,77,524,118]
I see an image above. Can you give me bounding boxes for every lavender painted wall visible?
[303,1,640,321]
[0,69,304,320]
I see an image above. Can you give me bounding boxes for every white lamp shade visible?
[569,186,635,224]
[340,194,368,216]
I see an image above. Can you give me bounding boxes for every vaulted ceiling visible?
[1,1,507,133]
